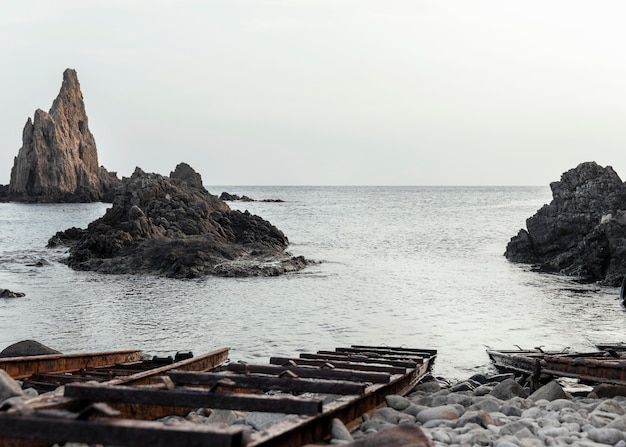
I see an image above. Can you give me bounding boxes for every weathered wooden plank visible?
[299,353,417,369]
[320,349,425,363]
[64,383,323,415]
[227,363,391,383]
[349,345,438,356]
[0,413,243,447]
[0,350,143,380]
[168,371,367,395]
[107,347,230,386]
[269,357,407,375]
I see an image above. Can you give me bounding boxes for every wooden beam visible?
[269,357,407,375]
[299,353,417,369]
[318,350,425,363]
[167,371,367,395]
[349,345,438,356]
[227,363,390,383]
[0,350,143,380]
[64,383,323,415]
[107,347,230,386]
[0,413,243,447]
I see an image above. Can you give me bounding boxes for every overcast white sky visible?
[1,1,626,185]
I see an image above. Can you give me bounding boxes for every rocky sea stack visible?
[505,161,626,286]
[48,163,308,278]
[1,69,120,202]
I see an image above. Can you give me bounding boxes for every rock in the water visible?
[505,161,626,285]
[0,289,25,298]
[47,163,309,278]
[0,340,61,358]
[4,69,120,203]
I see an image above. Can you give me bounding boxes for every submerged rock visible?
[0,340,61,358]
[3,68,120,203]
[47,163,309,278]
[505,161,626,285]
[0,289,25,298]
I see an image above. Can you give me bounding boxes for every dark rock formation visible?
[48,163,309,278]
[505,162,626,285]
[0,340,61,358]
[0,289,25,298]
[3,69,120,202]
[220,192,284,203]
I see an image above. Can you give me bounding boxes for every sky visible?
[1,1,626,186]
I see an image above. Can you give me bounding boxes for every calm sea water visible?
[0,186,623,380]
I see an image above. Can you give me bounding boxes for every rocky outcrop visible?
[0,289,25,298]
[505,162,626,285]
[4,69,120,202]
[48,163,309,278]
[220,192,284,203]
[0,340,61,358]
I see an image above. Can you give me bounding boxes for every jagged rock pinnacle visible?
[7,68,119,202]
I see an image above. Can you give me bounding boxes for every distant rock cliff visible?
[505,161,626,286]
[4,69,119,202]
[48,163,309,278]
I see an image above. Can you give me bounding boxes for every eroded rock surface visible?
[4,69,120,202]
[48,163,308,278]
[505,161,626,285]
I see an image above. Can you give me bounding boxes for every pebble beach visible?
[327,373,626,447]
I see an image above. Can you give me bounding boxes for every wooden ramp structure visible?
[487,346,626,390]
[0,345,436,447]
[0,347,231,391]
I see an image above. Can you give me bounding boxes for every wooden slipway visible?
[0,345,436,447]
[487,345,626,390]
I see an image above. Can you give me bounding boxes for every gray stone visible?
[416,405,461,424]
[490,379,528,400]
[455,410,495,429]
[371,407,402,424]
[342,424,432,447]
[587,427,625,445]
[592,399,625,416]
[0,369,24,401]
[412,381,442,393]
[385,394,411,411]
[331,418,354,442]
[244,412,285,431]
[546,398,575,411]
[402,403,427,417]
[471,397,503,413]
[501,404,523,417]
[205,409,241,425]
[521,407,545,419]
[528,381,567,402]
[446,393,472,407]
[606,416,626,431]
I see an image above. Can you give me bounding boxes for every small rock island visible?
[47,164,308,278]
[1,68,308,278]
[505,161,626,286]
[0,69,120,202]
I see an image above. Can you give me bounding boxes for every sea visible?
[0,186,624,380]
